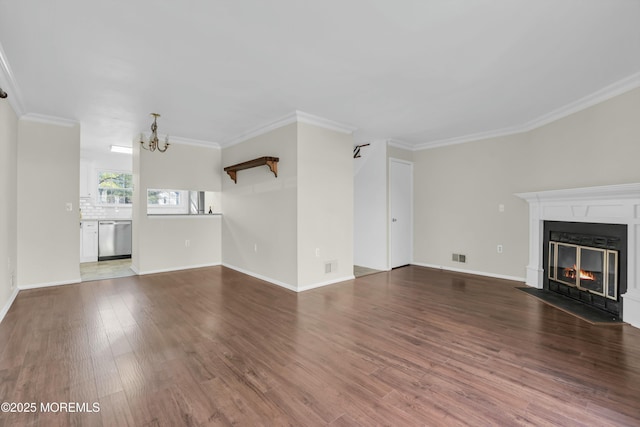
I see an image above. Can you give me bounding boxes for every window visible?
[146,189,189,214]
[146,189,220,215]
[97,171,133,205]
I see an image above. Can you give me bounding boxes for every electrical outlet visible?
[315,248,320,257]
[325,260,337,274]
[254,243,258,252]
[497,244,503,253]
[65,202,73,212]
[185,239,190,248]
[498,204,505,212]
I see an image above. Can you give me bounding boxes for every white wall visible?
[221,124,299,288]
[354,140,388,270]
[413,87,640,280]
[132,142,222,274]
[297,122,354,288]
[222,121,355,291]
[17,118,81,288]
[0,101,18,320]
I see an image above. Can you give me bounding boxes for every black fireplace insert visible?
[543,221,627,317]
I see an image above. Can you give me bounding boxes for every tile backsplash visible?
[80,197,132,220]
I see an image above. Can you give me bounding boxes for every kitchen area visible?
[79,149,134,281]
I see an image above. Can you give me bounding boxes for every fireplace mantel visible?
[516,183,640,327]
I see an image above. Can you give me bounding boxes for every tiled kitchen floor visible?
[80,258,135,282]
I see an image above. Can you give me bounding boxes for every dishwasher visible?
[98,220,132,261]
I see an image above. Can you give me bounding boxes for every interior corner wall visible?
[354,140,388,270]
[132,143,222,274]
[297,122,354,289]
[17,119,81,288]
[132,139,141,272]
[413,87,640,280]
[221,124,298,289]
[0,101,18,317]
[388,145,414,163]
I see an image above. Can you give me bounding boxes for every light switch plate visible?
[65,202,73,212]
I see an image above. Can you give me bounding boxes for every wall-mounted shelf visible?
[224,156,279,184]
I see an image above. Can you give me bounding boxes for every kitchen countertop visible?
[147,213,222,218]
[81,218,132,221]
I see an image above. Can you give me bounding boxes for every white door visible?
[390,159,413,268]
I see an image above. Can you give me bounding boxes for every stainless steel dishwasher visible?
[98,220,132,261]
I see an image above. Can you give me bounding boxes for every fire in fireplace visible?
[543,221,627,317]
[563,265,595,281]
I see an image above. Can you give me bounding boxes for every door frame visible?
[388,158,414,268]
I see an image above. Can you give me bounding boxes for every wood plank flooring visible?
[1,265,640,426]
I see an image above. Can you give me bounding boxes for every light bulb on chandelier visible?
[139,113,170,153]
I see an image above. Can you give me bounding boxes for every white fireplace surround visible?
[516,183,640,328]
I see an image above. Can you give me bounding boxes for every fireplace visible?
[515,183,640,328]
[543,221,627,316]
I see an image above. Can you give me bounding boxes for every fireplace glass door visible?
[577,247,604,295]
[548,242,618,301]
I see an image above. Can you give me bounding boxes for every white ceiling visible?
[1,0,639,152]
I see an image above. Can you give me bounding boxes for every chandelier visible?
[140,113,170,153]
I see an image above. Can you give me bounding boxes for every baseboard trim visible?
[221,264,356,292]
[622,289,640,329]
[18,277,82,290]
[136,262,221,276]
[0,287,19,324]
[412,262,525,283]
[298,275,356,292]
[222,263,297,292]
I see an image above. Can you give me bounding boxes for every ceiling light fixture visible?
[110,145,133,154]
[139,113,170,153]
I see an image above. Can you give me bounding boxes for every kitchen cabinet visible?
[80,158,95,198]
[80,221,98,263]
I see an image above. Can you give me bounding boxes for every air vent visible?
[452,253,466,263]
[325,260,338,274]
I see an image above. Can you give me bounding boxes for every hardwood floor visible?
[1,265,640,426]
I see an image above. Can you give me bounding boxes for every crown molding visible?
[0,41,26,116]
[165,135,221,149]
[20,113,79,127]
[387,139,415,151]
[223,111,298,147]
[520,71,640,132]
[223,110,357,148]
[295,110,357,134]
[413,125,524,150]
[415,71,640,151]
